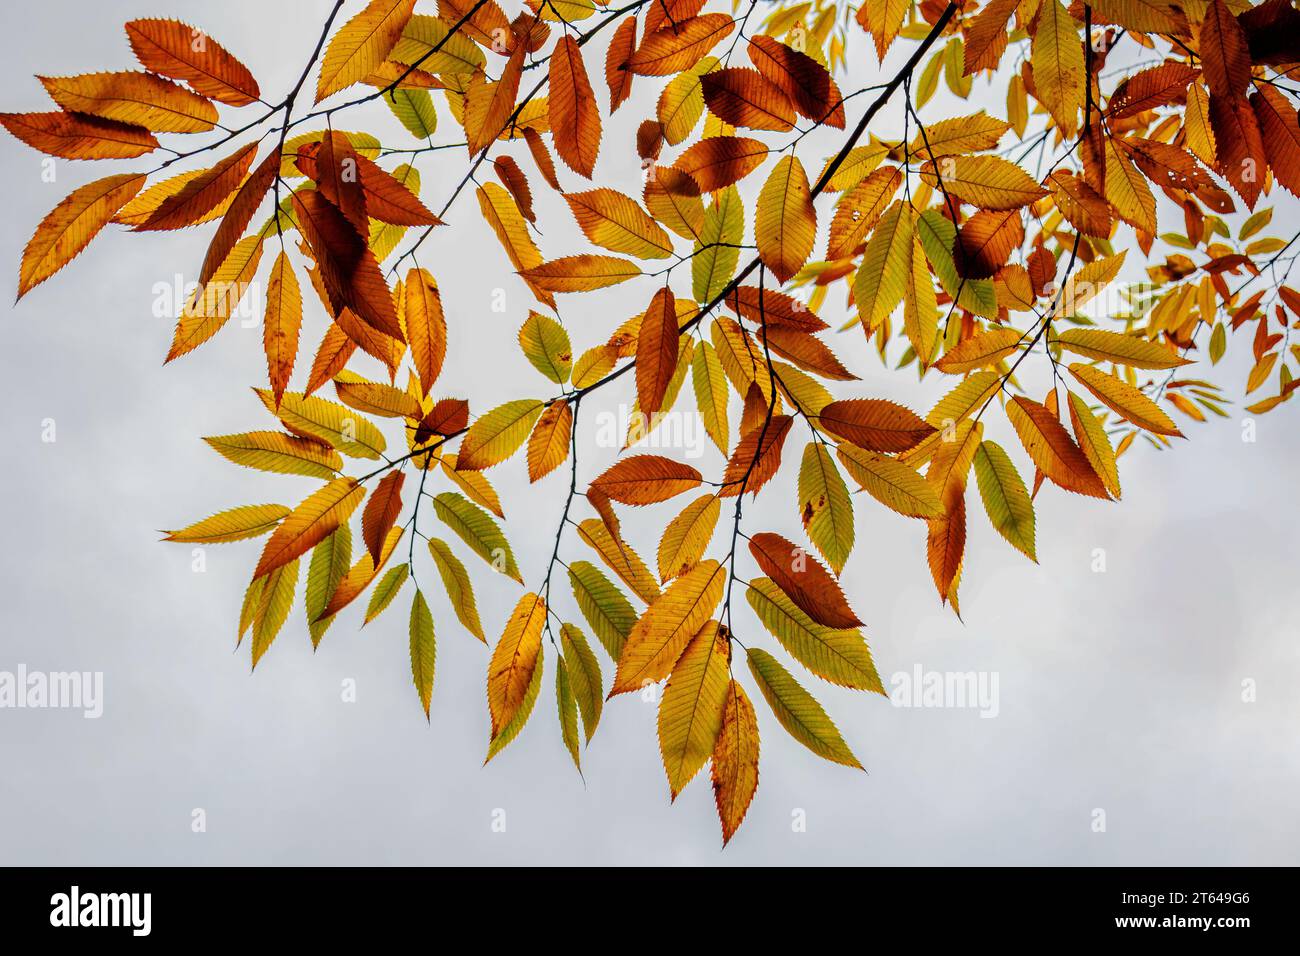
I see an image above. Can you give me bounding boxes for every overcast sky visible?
[0,0,1297,865]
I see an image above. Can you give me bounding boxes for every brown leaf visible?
[636,287,680,414]
[493,155,535,222]
[747,531,861,629]
[701,67,795,131]
[676,135,768,192]
[747,35,844,129]
[605,16,637,112]
[404,267,447,396]
[1198,0,1251,99]
[362,472,405,564]
[817,399,935,453]
[292,189,403,340]
[718,415,793,497]
[200,150,278,286]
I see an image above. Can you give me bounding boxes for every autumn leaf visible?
[527,400,572,482]
[658,622,730,798]
[164,504,289,544]
[610,559,725,695]
[746,647,861,769]
[701,67,795,131]
[317,0,416,102]
[488,592,546,738]
[676,135,769,193]
[1006,396,1110,499]
[362,472,405,564]
[263,251,302,407]
[817,399,934,453]
[756,155,816,284]
[626,14,735,76]
[972,440,1036,561]
[409,589,436,719]
[40,71,217,133]
[636,288,681,415]
[590,454,702,505]
[565,189,673,259]
[18,172,145,298]
[254,477,365,579]
[550,35,602,177]
[1068,364,1184,437]
[747,531,861,630]
[711,678,759,846]
[519,255,641,292]
[0,111,158,160]
[125,18,260,106]
[457,399,544,471]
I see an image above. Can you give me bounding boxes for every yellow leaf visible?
[1068,364,1184,437]
[658,622,731,798]
[40,71,217,133]
[430,492,521,582]
[797,442,854,574]
[254,477,365,579]
[853,200,912,330]
[610,559,726,695]
[934,325,1021,374]
[19,172,145,298]
[1031,0,1085,136]
[836,443,944,518]
[519,255,641,293]
[427,537,485,642]
[527,400,572,482]
[576,517,661,605]
[756,155,816,284]
[919,155,1048,210]
[1055,328,1190,369]
[257,389,387,459]
[163,504,289,544]
[458,399,545,470]
[169,234,265,362]
[316,0,416,102]
[488,592,546,737]
[409,589,436,719]
[972,440,1036,560]
[657,494,721,582]
[711,678,759,846]
[1066,391,1121,498]
[565,188,673,259]
[203,431,342,480]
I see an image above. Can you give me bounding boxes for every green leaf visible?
[560,623,603,742]
[431,492,521,582]
[797,442,854,574]
[306,525,352,645]
[519,312,573,384]
[363,562,409,625]
[556,656,582,773]
[692,185,743,304]
[915,210,999,319]
[426,537,485,641]
[567,560,637,660]
[746,578,883,692]
[386,88,438,139]
[409,589,436,719]
[972,439,1036,561]
[745,647,862,768]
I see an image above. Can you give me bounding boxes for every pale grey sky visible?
[0,1,1297,865]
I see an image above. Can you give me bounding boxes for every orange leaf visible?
[404,268,447,396]
[39,70,218,133]
[488,592,546,737]
[636,287,680,414]
[137,142,257,231]
[125,18,261,106]
[676,135,768,192]
[605,16,637,112]
[264,251,303,407]
[626,14,735,76]
[0,111,158,160]
[199,150,279,285]
[817,399,935,453]
[549,35,602,177]
[1006,396,1110,499]
[718,415,793,497]
[362,472,405,564]
[519,254,641,292]
[701,67,795,131]
[18,172,145,298]
[254,477,365,579]
[527,399,572,482]
[590,454,702,504]
[747,35,844,128]
[711,678,759,846]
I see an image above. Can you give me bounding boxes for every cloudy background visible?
[0,0,1297,865]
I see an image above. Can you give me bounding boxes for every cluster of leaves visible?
[4,0,1299,845]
